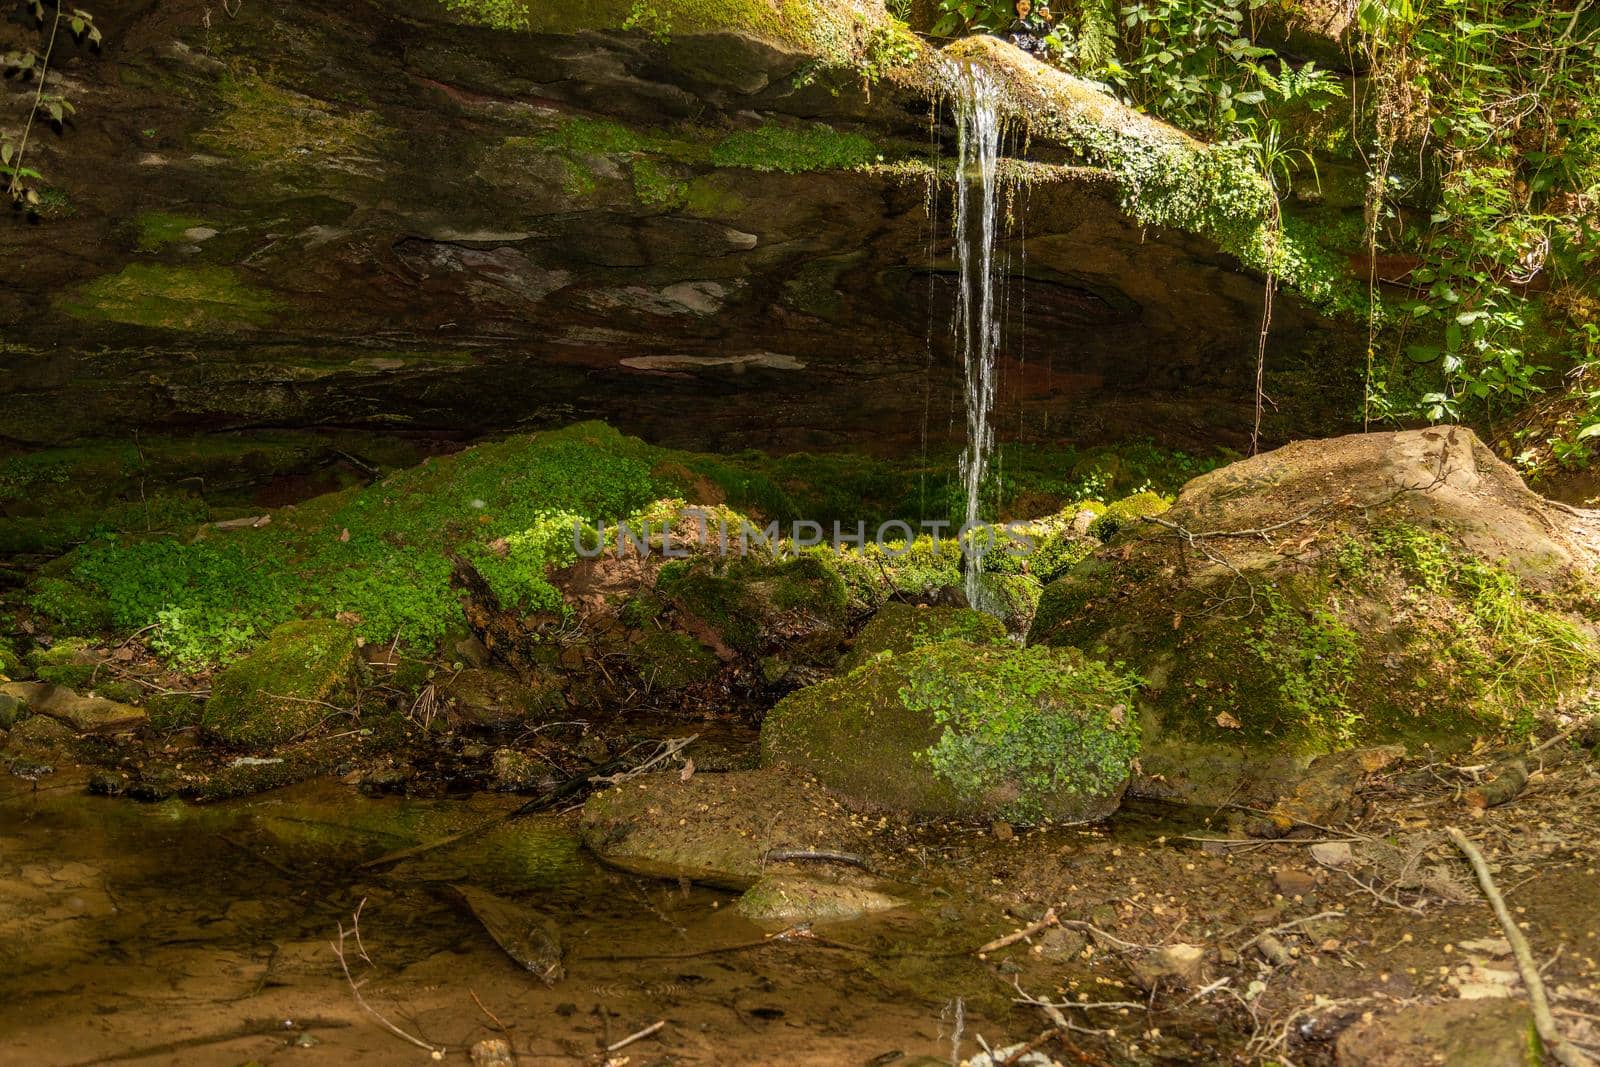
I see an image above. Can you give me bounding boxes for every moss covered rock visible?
[762,640,1141,823]
[201,619,357,748]
[656,551,849,663]
[443,668,565,731]
[0,638,23,680]
[627,628,722,692]
[840,602,1007,671]
[1029,428,1600,805]
[27,638,101,690]
[1087,491,1172,542]
[0,691,30,730]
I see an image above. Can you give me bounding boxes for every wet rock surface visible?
[0,0,1352,456]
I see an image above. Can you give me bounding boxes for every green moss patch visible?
[27,638,101,690]
[197,75,384,170]
[56,265,282,332]
[201,619,357,748]
[1088,490,1172,542]
[840,602,1007,671]
[29,424,682,663]
[134,212,208,252]
[710,123,879,173]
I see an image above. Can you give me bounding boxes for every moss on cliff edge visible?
[439,0,904,67]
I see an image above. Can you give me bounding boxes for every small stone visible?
[454,635,492,669]
[1037,926,1088,962]
[470,1038,515,1067]
[736,874,904,923]
[127,766,182,801]
[1310,841,1354,868]
[1133,943,1205,989]
[358,767,408,797]
[490,748,546,792]
[88,771,132,796]
[1274,868,1317,897]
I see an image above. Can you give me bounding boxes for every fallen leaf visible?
[679,759,695,782]
[339,528,350,542]
[1216,711,1242,729]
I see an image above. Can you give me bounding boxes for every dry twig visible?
[329,898,445,1058]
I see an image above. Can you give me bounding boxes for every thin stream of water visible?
[951,64,1004,606]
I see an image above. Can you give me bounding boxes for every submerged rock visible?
[736,875,905,924]
[761,640,1141,823]
[201,619,357,748]
[1030,427,1600,805]
[449,884,565,985]
[581,769,868,889]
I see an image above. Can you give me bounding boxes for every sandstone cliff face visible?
[1,0,1354,453]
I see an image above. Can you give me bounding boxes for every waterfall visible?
[951,64,1004,606]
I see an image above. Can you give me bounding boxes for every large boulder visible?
[1029,427,1600,805]
[761,640,1141,823]
[201,620,357,748]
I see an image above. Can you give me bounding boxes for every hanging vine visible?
[2,0,102,214]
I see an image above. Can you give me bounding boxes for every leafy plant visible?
[932,0,1016,37]
[2,1,101,213]
[1356,0,1600,435]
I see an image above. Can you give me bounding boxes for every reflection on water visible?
[0,777,1002,1066]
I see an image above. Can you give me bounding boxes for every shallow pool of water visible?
[0,775,1018,1065]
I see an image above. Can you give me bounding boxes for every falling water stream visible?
[951,63,1005,606]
